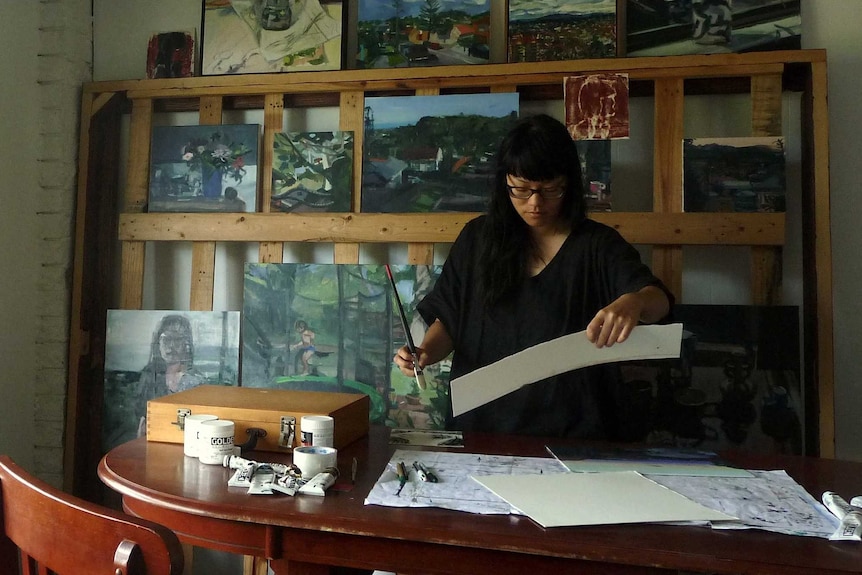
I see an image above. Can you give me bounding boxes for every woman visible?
[394,114,672,439]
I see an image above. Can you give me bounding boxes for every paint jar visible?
[198,419,236,465]
[183,414,219,458]
[300,415,334,448]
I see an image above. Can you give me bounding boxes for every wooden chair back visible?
[0,454,184,574]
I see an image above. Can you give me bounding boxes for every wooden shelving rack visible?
[67,50,832,499]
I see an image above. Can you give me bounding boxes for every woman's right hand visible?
[393,344,426,377]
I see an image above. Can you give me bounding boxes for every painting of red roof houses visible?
[361,93,519,213]
[508,0,617,63]
[356,0,491,69]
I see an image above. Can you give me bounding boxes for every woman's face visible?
[506,175,566,231]
[158,324,192,364]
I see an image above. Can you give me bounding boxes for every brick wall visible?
[35,0,92,487]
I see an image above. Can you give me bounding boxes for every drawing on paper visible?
[565,73,630,140]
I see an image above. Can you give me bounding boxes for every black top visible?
[418,216,673,439]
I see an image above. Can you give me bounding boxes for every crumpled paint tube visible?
[822,491,862,541]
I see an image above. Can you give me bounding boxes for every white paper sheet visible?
[472,470,736,528]
[450,323,683,416]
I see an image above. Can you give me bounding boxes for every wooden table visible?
[99,427,862,575]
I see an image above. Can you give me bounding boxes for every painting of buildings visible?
[683,136,786,213]
[242,263,449,429]
[508,0,616,62]
[626,0,801,57]
[271,130,353,213]
[361,92,519,212]
[356,0,490,68]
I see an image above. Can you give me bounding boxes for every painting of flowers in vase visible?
[149,124,260,212]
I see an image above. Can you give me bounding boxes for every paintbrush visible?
[384,264,427,390]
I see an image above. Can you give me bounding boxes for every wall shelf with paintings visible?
[68,49,831,501]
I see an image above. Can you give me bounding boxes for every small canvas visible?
[356,0,490,69]
[149,124,259,212]
[146,31,195,78]
[508,0,616,62]
[683,136,786,213]
[576,140,612,212]
[102,310,240,452]
[242,263,450,430]
[271,131,353,212]
[201,0,343,75]
[565,73,630,140]
[627,0,801,57]
[362,92,519,212]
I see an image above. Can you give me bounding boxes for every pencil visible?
[385,264,427,390]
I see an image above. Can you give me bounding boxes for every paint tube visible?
[822,491,862,541]
[850,495,862,510]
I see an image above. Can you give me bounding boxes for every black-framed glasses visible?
[506,183,566,200]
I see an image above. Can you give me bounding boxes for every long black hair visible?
[478,114,587,306]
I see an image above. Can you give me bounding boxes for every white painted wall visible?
[87,0,862,460]
[0,1,41,471]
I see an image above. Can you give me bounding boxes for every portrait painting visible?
[146,31,195,78]
[271,130,353,213]
[242,263,450,430]
[508,0,616,62]
[201,0,343,75]
[565,73,630,140]
[361,92,519,212]
[627,0,801,57]
[683,136,786,213]
[102,310,240,452]
[356,0,490,69]
[148,124,259,213]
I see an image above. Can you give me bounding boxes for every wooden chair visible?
[0,454,184,574]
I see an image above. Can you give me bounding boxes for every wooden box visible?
[146,385,369,452]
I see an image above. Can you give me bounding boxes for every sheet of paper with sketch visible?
[449,323,683,417]
[230,0,340,64]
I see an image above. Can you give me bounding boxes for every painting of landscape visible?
[242,263,450,429]
[361,92,519,212]
[356,0,490,68]
[271,131,353,213]
[626,0,801,57]
[683,136,786,213]
[508,0,616,62]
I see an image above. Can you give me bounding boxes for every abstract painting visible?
[356,0,490,69]
[201,0,343,75]
[627,0,801,57]
[565,73,630,140]
[508,0,616,62]
[271,130,353,212]
[146,31,195,78]
[102,310,240,452]
[361,92,519,212]
[683,136,786,212]
[149,124,259,213]
[617,305,803,455]
[242,263,450,429]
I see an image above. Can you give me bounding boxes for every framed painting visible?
[626,0,801,57]
[242,263,450,430]
[271,130,353,212]
[576,140,612,212]
[149,124,259,213]
[508,0,616,62]
[683,136,786,213]
[102,310,241,452]
[361,92,519,213]
[201,0,344,75]
[356,0,490,69]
